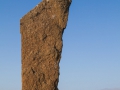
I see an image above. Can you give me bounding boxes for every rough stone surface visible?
[20,0,71,90]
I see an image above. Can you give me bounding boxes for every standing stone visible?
[20,0,71,90]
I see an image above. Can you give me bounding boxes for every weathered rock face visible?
[20,0,71,90]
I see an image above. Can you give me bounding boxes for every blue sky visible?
[0,0,120,90]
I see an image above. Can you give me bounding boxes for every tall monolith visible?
[20,0,71,90]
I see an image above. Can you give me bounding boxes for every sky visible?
[0,0,120,90]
